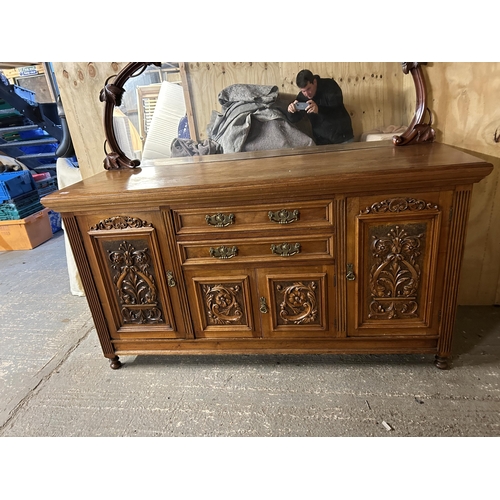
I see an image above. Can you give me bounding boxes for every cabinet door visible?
[347,194,450,337]
[79,213,186,339]
[257,265,336,338]
[183,267,259,339]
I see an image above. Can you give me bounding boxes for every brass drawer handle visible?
[346,263,356,281]
[271,242,301,257]
[166,270,176,287]
[259,297,269,314]
[209,245,238,259]
[206,213,234,227]
[268,209,299,224]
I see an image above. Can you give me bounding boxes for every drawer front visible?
[172,200,333,235]
[178,235,334,265]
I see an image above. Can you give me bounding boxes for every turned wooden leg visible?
[434,355,449,370]
[109,356,122,369]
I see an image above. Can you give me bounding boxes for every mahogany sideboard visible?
[42,141,493,369]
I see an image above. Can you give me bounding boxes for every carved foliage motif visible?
[368,225,425,320]
[106,240,164,324]
[99,83,125,107]
[91,216,153,231]
[203,283,246,325]
[361,197,438,215]
[276,281,319,325]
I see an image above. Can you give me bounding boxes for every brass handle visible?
[206,213,234,227]
[259,297,269,314]
[268,209,299,224]
[166,270,176,287]
[271,242,301,257]
[346,263,356,281]
[209,245,238,259]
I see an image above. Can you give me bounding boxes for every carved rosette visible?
[107,241,164,324]
[203,284,245,325]
[91,216,153,231]
[276,281,319,325]
[368,225,424,320]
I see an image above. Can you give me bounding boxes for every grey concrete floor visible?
[1,230,500,438]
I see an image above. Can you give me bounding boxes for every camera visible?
[295,102,308,110]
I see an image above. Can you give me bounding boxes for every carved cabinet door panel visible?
[183,267,260,339]
[78,213,187,339]
[256,265,336,338]
[346,193,451,337]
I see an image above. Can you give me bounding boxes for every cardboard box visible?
[0,208,52,251]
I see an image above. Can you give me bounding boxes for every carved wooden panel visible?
[184,270,257,338]
[102,238,165,325]
[87,218,180,338]
[367,222,427,320]
[348,196,442,336]
[258,267,335,338]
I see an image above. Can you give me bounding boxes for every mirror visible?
[99,62,435,170]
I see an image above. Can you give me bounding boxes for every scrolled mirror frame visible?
[99,62,161,170]
[100,61,435,171]
[392,62,436,146]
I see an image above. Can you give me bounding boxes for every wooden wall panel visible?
[52,62,127,179]
[426,62,500,305]
[185,62,410,141]
[282,62,409,139]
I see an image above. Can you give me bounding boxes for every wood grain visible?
[44,143,491,366]
[426,63,500,305]
[52,62,127,179]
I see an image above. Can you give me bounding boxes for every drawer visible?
[172,200,333,235]
[178,235,334,265]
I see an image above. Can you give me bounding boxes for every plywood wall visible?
[184,62,410,141]
[52,62,128,178]
[425,63,500,305]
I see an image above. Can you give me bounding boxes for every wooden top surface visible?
[43,141,494,213]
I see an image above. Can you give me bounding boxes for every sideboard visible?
[42,141,493,369]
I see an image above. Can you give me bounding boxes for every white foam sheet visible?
[141,81,186,160]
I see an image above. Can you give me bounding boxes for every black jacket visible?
[287,76,353,145]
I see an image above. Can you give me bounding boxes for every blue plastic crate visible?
[48,210,62,233]
[0,171,36,202]
[0,190,43,220]
[13,85,36,106]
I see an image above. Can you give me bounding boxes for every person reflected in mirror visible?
[287,69,354,145]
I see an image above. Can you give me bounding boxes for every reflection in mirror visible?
[113,62,187,161]
[102,62,434,170]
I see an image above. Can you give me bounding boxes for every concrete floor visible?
[1,230,500,438]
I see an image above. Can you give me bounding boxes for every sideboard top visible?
[43,142,493,213]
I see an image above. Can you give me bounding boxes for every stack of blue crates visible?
[0,171,44,221]
[33,174,61,233]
